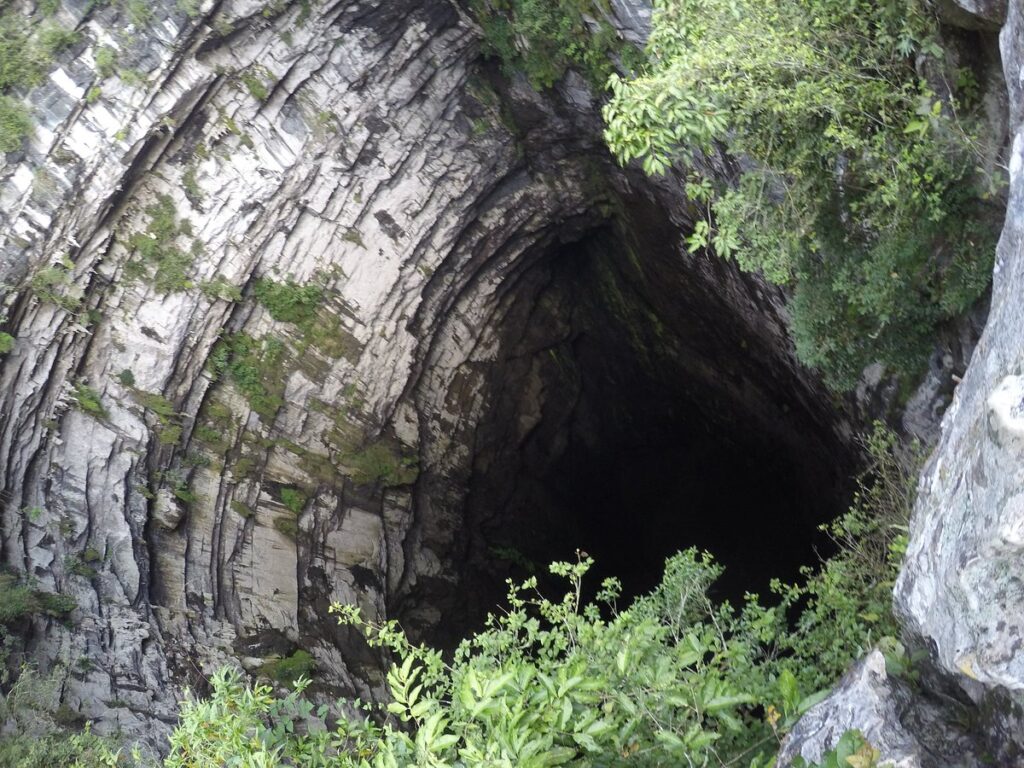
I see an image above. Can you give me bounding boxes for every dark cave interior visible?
[422,204,859,647]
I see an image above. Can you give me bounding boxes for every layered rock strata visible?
[0,0,862,746]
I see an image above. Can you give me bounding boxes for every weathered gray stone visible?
[779,652,926,768]
[779,651,986,768]
[894,0,1024,701]
[940,0,1007,30]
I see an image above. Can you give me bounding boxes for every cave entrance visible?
[433,205,856,644]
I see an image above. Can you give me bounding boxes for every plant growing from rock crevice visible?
[603,0,1000,389]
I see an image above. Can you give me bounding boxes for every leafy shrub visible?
[240,68,269,102]
[0,11,82,151]
[0,726,129,768]
[0,95,31,152]
[0,331,13,354]
[279,487,307,514]
[254,279,322,325]
[161,423,912,766]
[0,667,140,767]
[603,0,999,389]
[94,45,116,78]
[72,383,107,418]
[344,440,419,487]
[37,25,78,57]
[199,276,242,302]
[273,516,298,539]
[794,730,883,768]
[127,195,198,293]
[210,333,288,421]
[260,650,315,687]
[29,262,80,311]
[0,571,76,669]
[469,0,629,89]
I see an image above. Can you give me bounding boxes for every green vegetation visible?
[29,261,79,311]
[0,10,82,152]
[230,500,254,519]
[795,731,883,768]
[131,389,184,446]
[198,275,242,302]
[239,67,270,102]
[172,483,197,506]
[181,164,203,205]
[279,486,307,514]
[272,484,311,536]
[177,0,202,17]
[37,25,78,57]
[72,383,106,419]
[252,276,361,361]
[273,515,299,539]
[469,0,634,89]
[118,369,135,387]
[0,331,13,354]
[121,0,153,26]
[259,650,315,687]
[126,195,200,293]
[65,554,97,579]
[209,333,288,421]
[94,45,116,78]
[153,425,911,767]
[0,428,909,766]
[0,573,75,626]
[254,278,322,325]
[603,0,999,389]
[344,439,419,487]
[0,95,31,152]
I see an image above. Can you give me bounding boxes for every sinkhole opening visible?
[425,210,858,646]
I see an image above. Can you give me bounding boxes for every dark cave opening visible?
[423,203,859,646]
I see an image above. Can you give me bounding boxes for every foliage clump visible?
[252,276,360,361]
[240,67,270,102]
[0,431,909,767]
[469,0,633,89]
[344,439,419,487]
[0,95,31,152]
[209,333,288,421]
[94,45,116,78]
[603,0,1000,389]
[72,383,106,418]
[160,426,913,767]
[0,573,75,627]
[126,194,201,293]
[279,486,307,514]
[254,278,322,325]
[260,650,315,687]
[0,10,81,152]
[29,260,80,311]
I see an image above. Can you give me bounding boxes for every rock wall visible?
[0,0,856,745]
[783,1,1024,764]
[894,0,1024,710]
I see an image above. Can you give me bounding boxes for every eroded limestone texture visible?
[0,0,856,745]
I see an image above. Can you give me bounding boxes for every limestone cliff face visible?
[0,0,854,744]
[894,0,1024,712]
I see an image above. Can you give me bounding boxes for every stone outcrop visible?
[782,0,1024,763]
[0,0,856,746]
[895,0,1024,701]
[778,650,986,768]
